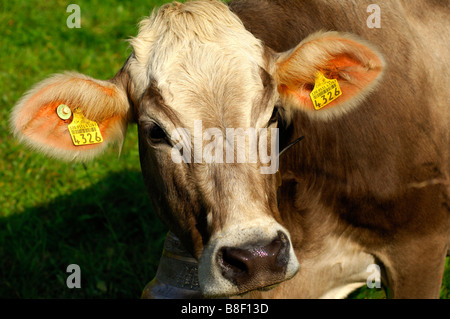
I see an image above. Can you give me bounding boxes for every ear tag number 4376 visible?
[68,109,103,146]
[310,72,342,110]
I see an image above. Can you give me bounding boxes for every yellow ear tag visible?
[68,109,103,146]
[310,72,342,110]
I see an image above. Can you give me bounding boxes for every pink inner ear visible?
[20,100,97,151]
[19,99,122,152]
[20,100,71,141]
[318,54,383,110]
[278,83,316,111]
[326,52,383,88]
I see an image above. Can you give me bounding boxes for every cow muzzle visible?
[198,219,299,297]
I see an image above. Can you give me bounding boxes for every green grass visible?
[0,0,448,299]
[1,0,170,299]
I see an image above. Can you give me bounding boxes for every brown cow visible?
[10,0,449,298]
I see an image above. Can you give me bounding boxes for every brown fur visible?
[230,0,450,298]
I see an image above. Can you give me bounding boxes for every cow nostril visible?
[218,247,250,279]
[216,231,290,290]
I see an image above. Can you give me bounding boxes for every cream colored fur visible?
[129,1,299,298]
[128,0,267,131]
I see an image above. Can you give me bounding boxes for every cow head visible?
[10,0,384,297]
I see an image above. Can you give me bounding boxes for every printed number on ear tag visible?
[310,72,342,110]
[68,110,103,146]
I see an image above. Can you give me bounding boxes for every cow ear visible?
[10,72,131,161]
[273,31,385,120]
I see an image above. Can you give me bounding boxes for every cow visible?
[10,0,449,299]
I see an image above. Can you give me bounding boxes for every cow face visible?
[10,0,383,297]
[125,1,299,297]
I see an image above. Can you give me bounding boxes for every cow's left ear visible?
[273,31,385,120]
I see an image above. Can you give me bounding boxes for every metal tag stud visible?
[56,104,72,120]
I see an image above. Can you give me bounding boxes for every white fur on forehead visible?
[127,0,267,102]
[130,0,258,64]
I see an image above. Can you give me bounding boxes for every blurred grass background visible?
[1,0,169,298]
[0,0,448,299]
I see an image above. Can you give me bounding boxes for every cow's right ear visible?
[10,71,131,161]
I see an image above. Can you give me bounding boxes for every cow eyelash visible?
[267,105,279,127]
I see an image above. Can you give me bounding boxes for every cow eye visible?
[147,122,167,143]
[267,106,279,127]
